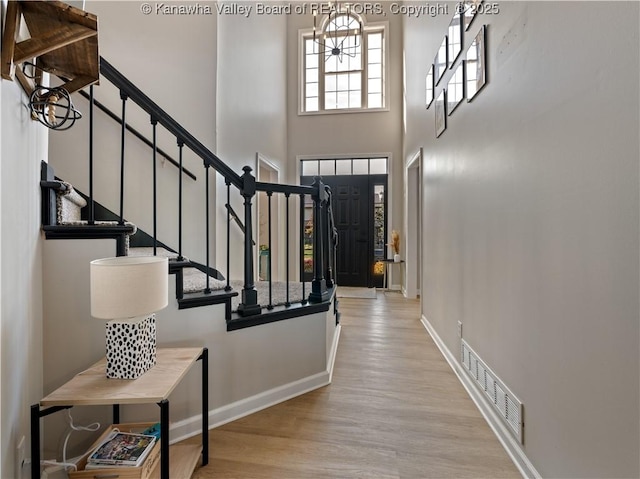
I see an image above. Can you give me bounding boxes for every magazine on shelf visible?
[87,430,156,467]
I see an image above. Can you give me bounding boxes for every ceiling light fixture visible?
[312,2,363,63]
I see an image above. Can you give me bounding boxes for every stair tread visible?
[182,267,227,293]
[128,246,183,259]
[177,288,238,311]
[43,223,136,233]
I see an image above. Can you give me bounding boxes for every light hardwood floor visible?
[189,291,521,478]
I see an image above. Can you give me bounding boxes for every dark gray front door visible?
[302,174,387,287]
[327,175,370,286]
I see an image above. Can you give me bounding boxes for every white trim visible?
[298,106,390,116]
[255,153,281,281]
[327,323,342,382]
[316,8,366,32]
[297,152,392,162]
[255,152,279,173]
[420,315,541,479]
[386,152,395,285]
[403,149,422,299]
[170,324,341,445]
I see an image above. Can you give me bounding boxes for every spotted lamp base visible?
[105,314,157,379]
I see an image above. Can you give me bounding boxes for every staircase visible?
[5,2,344,468]
[41,56,338,331]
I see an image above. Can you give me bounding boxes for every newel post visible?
[309,176,331,303]
[237,166,261,316]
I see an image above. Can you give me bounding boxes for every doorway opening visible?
[301,157,388,288]
[404,149,422,299]
[256,154,280,282]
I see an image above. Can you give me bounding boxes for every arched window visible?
[301,10,386,113]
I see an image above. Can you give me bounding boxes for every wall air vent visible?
[461,339,524,444]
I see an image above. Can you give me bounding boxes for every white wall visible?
[49,1,218,267]
[41,238,338,458]
[215,12,288,281]
[0,33,3,477]
[404,1,639,477]
[1,77,47,478]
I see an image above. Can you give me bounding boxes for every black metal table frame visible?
[381,259,405,291]
[30,348,209,479]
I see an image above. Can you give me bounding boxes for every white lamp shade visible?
[90,256,168,319]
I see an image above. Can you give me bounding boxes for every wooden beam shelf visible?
[1,0,99,95]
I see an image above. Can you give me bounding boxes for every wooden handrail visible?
[94,57,333,315]
[99,57,242,189]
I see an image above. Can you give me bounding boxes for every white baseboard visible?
[402,286,420,299]
[420,316,541,479]
[401,286,418,299]
[327,323,341,383]
[170,324,342,444]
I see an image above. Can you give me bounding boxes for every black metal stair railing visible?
[81,56,335,317]
[78,89,196,181]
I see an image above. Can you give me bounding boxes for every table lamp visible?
[90,256,168,379]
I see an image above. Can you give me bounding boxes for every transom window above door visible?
[301,157,388,176]
[300,9,387,114]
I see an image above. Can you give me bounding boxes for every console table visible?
[31,347,208,479]
[381,259,405,291]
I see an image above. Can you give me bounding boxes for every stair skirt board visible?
[169,323,341,445]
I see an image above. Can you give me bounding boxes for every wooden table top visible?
[40,347,203,407]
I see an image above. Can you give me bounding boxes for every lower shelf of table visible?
[70,444,201,479]
[69,422,202,479]
[149,444,202,479]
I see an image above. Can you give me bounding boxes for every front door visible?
[301,174,387,287]
[326,175,370,286]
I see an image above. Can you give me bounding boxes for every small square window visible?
[368,32,382,49]
[368,94,382,109]
[307,83,318,97]
[326,74,337,91]
[353,159,368,175]
[302,161,319,176]
[336,160,351,175]
[337,91,349,109]
[319,160,335,176]
[307,68,318,83]
[305,39,315,53]
[368,48,382,65]
[325,93,338,110]
[368,64,382,79]
[337,74,349,91]
[349,91,361,108]
[369,158,387,174]
[306,97,318,112]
